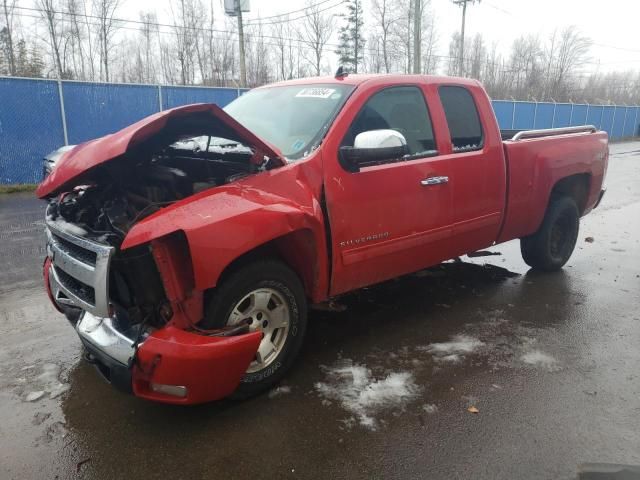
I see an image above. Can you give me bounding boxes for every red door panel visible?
[322,82,456,295]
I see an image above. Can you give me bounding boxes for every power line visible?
[244,0,340,25]
[245,1,345,26]
[11,3,344,44]
[12,4,640,77]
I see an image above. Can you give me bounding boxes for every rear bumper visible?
[45,263,261,404]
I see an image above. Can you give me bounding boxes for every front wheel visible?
[201,259,307,398]
[520,196,580,271]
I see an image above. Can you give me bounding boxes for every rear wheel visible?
[520,196,580,271]
[201,259,307,398]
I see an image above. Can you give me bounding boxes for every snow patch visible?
[433,354,461,364]
[520,350,560,371]
[422,404,438,414]
[268,385,291,399]
[423,335,485,357]
[315,360,420,430]
[21,363,70,402]
[25,391,45,402]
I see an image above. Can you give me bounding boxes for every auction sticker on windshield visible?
[295,87,337,99]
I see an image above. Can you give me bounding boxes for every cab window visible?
[342,86,436,158]
[438,86,484,152]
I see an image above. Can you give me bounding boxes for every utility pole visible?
[452,0,480,77]
[406,0,412,73]
[236,0,247,87]
[413,0,421,74]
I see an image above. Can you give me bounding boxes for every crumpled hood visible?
[36,103,284,198]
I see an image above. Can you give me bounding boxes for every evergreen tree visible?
[335,0,365,73]
[11,39,44,78]
[14,38,27,75]
[27,45,45,78]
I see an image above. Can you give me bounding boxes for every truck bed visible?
[497,126,608,243]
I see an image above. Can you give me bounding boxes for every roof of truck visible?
[263,73,482,89]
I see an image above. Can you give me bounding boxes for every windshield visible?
[224,84,354,160]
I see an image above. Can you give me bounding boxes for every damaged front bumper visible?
[71,308,261,404]
[43,216,261,405]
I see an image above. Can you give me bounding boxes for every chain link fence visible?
[1,76,639,185]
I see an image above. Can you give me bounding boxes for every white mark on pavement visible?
[268,385,291,398]
[315,359,420,430]
[520,350,560,371]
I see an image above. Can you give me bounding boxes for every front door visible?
[323,84,456,295]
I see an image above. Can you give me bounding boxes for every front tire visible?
[520,196,580,271]
[201,259,307,398]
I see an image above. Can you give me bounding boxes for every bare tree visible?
[65,0,87,79]
[245,20,270,87]
[420,2,438,73]
[1,0,16,75]
[371,0,396,73]
[507,35,543,99]
[136,11,157,83]
[93,0,121,82]
[272,19,295,81]
[544,26,592,100]
[298,0,334,76]
[37,0,66,78]
[171,0,204,85]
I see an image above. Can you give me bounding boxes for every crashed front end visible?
[39,104,281,404]
[43,214,261,404]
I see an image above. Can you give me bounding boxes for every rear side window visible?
[438,86,483,152]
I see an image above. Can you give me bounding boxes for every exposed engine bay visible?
[45,135,270,328]
[46,135,267,245]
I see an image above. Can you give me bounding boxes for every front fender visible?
[121,183,328,300]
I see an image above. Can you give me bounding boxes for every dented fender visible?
[121,161,330,303]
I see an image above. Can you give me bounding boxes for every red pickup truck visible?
[37,74,608,404]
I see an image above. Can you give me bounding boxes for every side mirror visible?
[339,129,408,172]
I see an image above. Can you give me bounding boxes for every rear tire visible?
[520,196,580,271]
[201,259,307,399]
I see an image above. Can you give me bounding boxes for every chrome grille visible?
[46,218,115,317]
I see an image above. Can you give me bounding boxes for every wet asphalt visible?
[0,142,639,480]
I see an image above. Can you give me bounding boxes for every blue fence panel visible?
[610,107,626,139]
[586,105,604,129]
[513,102,536,130]
[4,75,640,186]
[491,100,514,129]
[629,107,640,137]
[622,107,635,137]
[162,86,240,109]
[534,103,554,129]
[0,78,65,184]
[553,103,571,128]
[63,82,160,145]
[600,106,616,137]
[570,104,589,126]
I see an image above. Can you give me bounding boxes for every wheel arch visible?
[548,173,591,215]
[210,228,328,304]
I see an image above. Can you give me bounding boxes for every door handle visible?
[421,176,449,186]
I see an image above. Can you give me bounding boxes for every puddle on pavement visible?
[307,260,576,429]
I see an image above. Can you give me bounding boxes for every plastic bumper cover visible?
[44,264,261,404]
[76,312,261,404]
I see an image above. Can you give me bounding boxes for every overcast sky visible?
[124,0,640,73]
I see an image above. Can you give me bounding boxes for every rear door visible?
[323,83,456,295]
[434,85,506,255]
